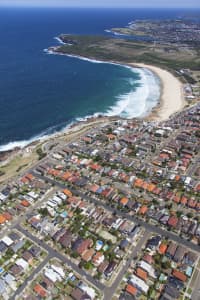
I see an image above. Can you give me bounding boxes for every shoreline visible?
[48,46,185,122]
[129,63,186,122]
[0,115,116,183]
[0,49,185,155]
[0,50,188,183]
[0,50,159,153]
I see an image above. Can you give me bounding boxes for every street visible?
[33,171,200,253]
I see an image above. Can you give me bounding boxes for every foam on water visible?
[45,46,161,119]
[0,45,160,152]
[54,36,66,45]
[106,67,160,118]
[0,122,74,152]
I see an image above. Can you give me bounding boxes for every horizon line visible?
[1,5,200,8]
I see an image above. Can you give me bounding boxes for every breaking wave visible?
[44,48,160,119]
[106,67,160,118]
[0,46,160,152]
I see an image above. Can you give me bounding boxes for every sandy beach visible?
[0,60,187,184]
[130,63,185,121]
[46,47,186,122]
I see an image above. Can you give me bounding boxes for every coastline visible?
[0,50,187,183]
[129,63,186,122]
[0,116,115,183]
[0,49,160,153]
[0,49,185,155]
[48,46,185,122]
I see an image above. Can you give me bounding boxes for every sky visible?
[0,0,199,8]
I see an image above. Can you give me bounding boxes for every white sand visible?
[130,63,185,121]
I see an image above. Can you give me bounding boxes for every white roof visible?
[93,254,104,266]
[80,158,90,165]
[0,279,6,294]
[3,273,15,285]
[186,95,195,99]
[91,149,99,156]
[79,283,96,299]
[24,196,34,203]
[47,200,57,208]
[170,174,175,180]
[163,127,172,131]
[163,148,172,154]
[28,191,38,199]
[130,274,149,294]
[1,236,13,246]
[53,196,62,204]
[185,177,191,185]
[57,192,66,200]
[138,261,156,278]
[112,218,123,229]
[95,243,103,251]
[129,176,136,182]
[0,193,6,201]
[155,129,165,135]
[52,153,62,159]
[51,264,65,278]
[116,127,125,131]
[47,207,55,217]
[16,258,29,270]
[44,268,61,283]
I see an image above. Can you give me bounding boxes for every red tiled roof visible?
[172,270,187,282]
[173,195,181,203]
[143,254,154,265]
[0,215,6,224]
[34,284,47,298]
[21,200,30,207]
[168,216,178,227]
[63,189,72,197]
[181,196,188,205]
[136,267,148,281]
[2,212,12,221]
[139,205,148,215]
[120,197,128,206]
[126,284,137,296]
[26,173,35,181]
[159,243,168,255]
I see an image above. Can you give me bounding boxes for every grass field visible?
[57,34,200,74]
[0,151,38,184]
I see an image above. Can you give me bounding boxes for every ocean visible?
[0,7,195,150]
